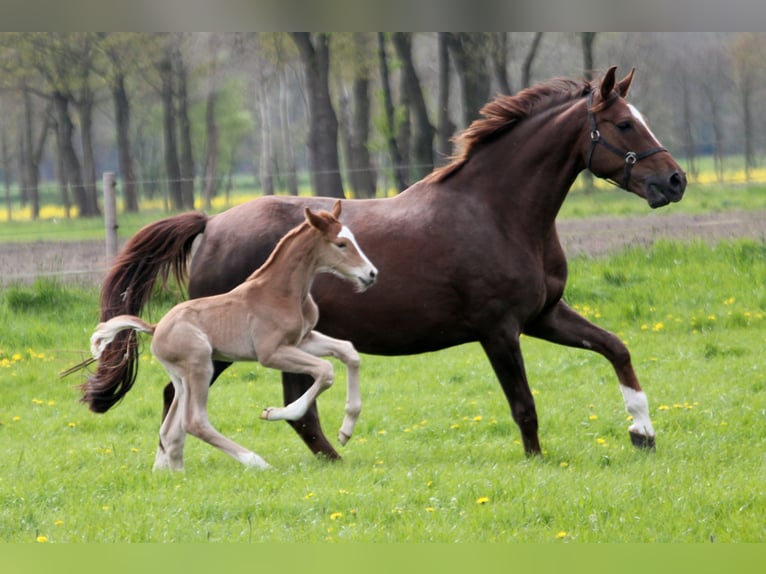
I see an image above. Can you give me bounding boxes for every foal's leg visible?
[481,320,541,456]
[259,346,335,424]
[154,374,186,471]
[525,299,656,449]
[179,361,271,469]
[293,331,361,445]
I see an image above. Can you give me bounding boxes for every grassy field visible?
[0,239,764,543]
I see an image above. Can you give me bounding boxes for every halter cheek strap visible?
[586,92,667,190]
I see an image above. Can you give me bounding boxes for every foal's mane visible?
[425,77,592,184]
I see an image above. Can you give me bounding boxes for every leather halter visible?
[585,91,667,190]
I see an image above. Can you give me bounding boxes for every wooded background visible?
[1,32,765,220]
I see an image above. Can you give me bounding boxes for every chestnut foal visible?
[86,201,377,470]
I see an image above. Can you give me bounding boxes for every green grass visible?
[0,240,764,542]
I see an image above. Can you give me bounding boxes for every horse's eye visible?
[335,241,347,249]
[617,121,632,132]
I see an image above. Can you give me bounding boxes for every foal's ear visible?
[599,66,618,101]
[331,199,342,218]
[305,207,323,230]
[617,68,635,98]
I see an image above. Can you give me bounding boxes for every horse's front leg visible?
[524,299,656,450]
[481,321,541,456]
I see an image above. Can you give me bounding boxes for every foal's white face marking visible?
[628,103,663,147]
[620,386,655,437]
[338,226,376,271]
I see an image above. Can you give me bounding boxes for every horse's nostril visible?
[670,171,685,191]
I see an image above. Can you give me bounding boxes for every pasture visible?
[1,238,764,542]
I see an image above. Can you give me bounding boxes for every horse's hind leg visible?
[525,300,656,450]
[282,372,341,460]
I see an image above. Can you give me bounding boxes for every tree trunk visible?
[1,126,12,221]
[392,32,434,181]
[203,34,220,209]
[158,53,183,210]
[76,84,101,216]
[53,91,91,217]
[113,72,139,212]
[18,83,40,218]
[278,71,299,196]
[290,32,345,198]
[376,33,408,192]
[581,32,597,80]
[175,49,196,209]
[741,76,754,181]
[257,80,274,196]
[490,32,512,94]
[445,33,491,127]
[522,32,543,88]
[436,33,455,165]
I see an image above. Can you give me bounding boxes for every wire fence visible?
[2,165,766,287]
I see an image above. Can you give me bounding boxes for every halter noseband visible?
[585,91,667,190]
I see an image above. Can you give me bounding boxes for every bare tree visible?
[376,33,408,192]
[290,33,345,198]
[444,33,491,126]
[392,33,434,181]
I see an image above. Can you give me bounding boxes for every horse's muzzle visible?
[646,170,686,208]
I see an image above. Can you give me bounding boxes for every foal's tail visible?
[80,212,208,413]
[90,315,155,360]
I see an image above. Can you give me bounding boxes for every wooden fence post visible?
[103,172,118,264]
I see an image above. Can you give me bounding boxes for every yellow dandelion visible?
[556,531,567,539]
[559,461,569,468]
[652,322,664,332]
[588,414,598,421]
[102,505,110,511]
[472,415,483,422]
[377,429,387,436]
[36,535,48,543]
[476,496,490,505]
[54,520,64,526]
[330,512,343,520]
[450,423,460,429]
[658,405,670,411]
[12,416,20,422]
[304,492,315,500]
[68,422,77,428]
[425,507,436,513]
[596,437,607,445]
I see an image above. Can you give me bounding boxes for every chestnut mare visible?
[83,67,686,460]
[83,202,377,469]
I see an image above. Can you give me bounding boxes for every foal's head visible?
[306,200,378,292]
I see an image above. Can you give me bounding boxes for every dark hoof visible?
[629,431,656,450]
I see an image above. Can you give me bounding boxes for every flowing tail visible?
[90,315,155,359]
[80,212,208,413]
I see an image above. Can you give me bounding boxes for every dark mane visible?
[425,78,592,184]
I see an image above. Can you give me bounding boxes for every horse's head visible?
[305,200,378,291]
[585,66,686,208]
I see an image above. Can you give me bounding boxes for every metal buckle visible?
[625,151,637,165]
[590,130,600,142]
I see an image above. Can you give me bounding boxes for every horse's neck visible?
[247,228,319,301]
[457,100,586,228]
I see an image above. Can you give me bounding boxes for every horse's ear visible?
[305,207,323,230]
[599,66,618,101]
[332,199,342,218]
[617,68,635,98]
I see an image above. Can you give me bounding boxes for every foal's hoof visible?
[629,431,656,450]
[338,430,351,446]
[260,407,274,420]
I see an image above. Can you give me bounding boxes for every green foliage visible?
[0,240,764,542]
